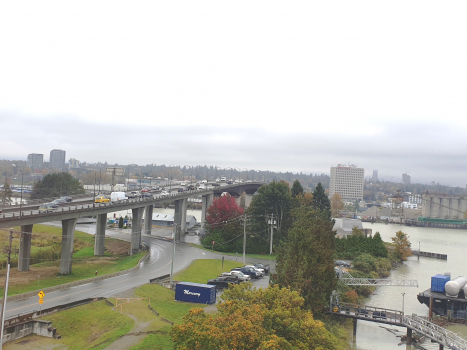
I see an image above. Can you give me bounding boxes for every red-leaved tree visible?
[206,194,244,225]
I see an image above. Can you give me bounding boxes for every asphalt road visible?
[4,223,274,320]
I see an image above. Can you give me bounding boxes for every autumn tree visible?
[291,180,304,198]
[330,192,344,217]
[31,172,85,199]
[312,182,331,218]
[271,206,337,316]
[206,194,244,225]
[171,284,345,350]
[391,230,412,261]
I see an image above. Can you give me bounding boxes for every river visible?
[351,223,467,349]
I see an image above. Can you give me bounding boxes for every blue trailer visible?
[175,282,217,304]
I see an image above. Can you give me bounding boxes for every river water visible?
[351,223,467,349]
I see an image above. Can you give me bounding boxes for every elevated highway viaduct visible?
[0,182,263,275]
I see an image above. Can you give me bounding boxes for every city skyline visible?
[1,1,467,187]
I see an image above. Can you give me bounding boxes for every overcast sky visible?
[1,1,466,186]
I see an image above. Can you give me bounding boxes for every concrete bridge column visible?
[439,344,444,350]
[180,199,187,237]
[131,207,144,255]
[201,195,209,230]
[174,199,186,241]
[352,318,357,336]
[94,213,107,256]
[18,224,33,271]
[144,205,154,235]
[60,218,78,275]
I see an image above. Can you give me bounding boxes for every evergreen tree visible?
[1,182,12,205]
[271,206,337,316]
[31,172,85,199]
[291,180,304,198]
[118,216,124,228]
[312,182,331,216]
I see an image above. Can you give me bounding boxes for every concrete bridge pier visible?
[439,344,444,350]
[60,218,78,275]
[18,224,33,271]
[352,318,357,337]
[94,214,107,256]
[144,205,154,235]
[201,194,214,230]
[131,207,144,255]
[174,199,187,241]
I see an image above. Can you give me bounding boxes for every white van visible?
[111,192,128,202]
[220,176,226,182]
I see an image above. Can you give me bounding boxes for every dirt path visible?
[102,312,153,350]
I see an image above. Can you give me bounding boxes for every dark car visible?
[212,183,220,187]
[254,263,270,274]
[231,267,258,279]
[178,188,184,193]
[141,192,153,198]
[207,277,238,289]
[46,202,59,209]
[335,260,351,267]
[186,185,195,191]
[227,180,233,184]
[60,196,73,202]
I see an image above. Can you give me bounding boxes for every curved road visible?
[4,224,272,319]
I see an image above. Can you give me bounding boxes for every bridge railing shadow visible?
[331,302,403,324]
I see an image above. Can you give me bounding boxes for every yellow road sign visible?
[38,291,45,298]
[39,298,43,304]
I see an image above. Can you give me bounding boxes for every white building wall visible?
[329,165,364,201]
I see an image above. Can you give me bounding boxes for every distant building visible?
[329,164,364,201]
[408,193,422,205]
[50,149,66,170]
[332,218,372,238]
[69,158,80,168]
[27,153,43,170]
[402,173,411,185]
[151,213,197,229]
[372,170,378,182]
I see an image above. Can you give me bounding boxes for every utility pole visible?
[243,214,246,264]
[1,230,13,348]
[269,214,276,255]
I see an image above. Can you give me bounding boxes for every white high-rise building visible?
[329,164,364,201]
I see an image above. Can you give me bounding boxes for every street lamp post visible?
[401,292,405,315]
[170,224,177,288]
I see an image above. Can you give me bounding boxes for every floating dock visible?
[417,289,467,320]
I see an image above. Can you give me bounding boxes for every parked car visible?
[218,273,243,283]
[95,196,110,203]
[245,265,264,277]
[227,271,251,282]
[335,260,351,267]
[207,277,238,289]
[59,196,73,202]
[231,267,258,279]
[178,188,184,193]
[254,263,270,274]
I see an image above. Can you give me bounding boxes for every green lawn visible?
[187,243,277,260]
[42,300,134,350]
[174,259,241,284]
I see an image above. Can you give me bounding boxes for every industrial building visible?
[329,164,364,201]
[422,193,467,219]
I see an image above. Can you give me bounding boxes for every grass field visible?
[174,258,241,284]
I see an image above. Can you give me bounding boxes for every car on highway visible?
[141,192,153,198]
[159,191,170,197]
[150,186,160,192]
[234,179,239,184]
[38,204,55,213]
[46,201,59,209]
[186,185,195,191]
[212,183,220,187]
[127,191,142,198]
[95,195,110,203]
[207,277,239,289]
[60,196,73,202]
[220,176,226,182]
[335,260,351,267]
[141,188,151,192]
[227,180,233,185]
[201,180,207,184]
[198,184,206,190]
[216,178,220,182]
[177,188,184,193]
[52,199,65,205]
[180,181,187,186]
